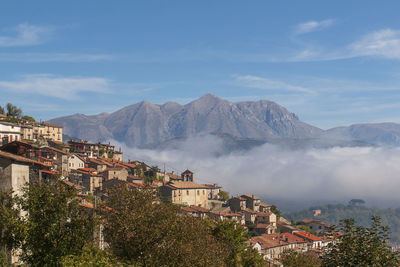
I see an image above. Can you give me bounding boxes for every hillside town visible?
[0,114,343,266]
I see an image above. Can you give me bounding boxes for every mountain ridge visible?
[49,94,400,148]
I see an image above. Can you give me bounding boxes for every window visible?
[197,190,199,196]
[203,190,205,195]
[186,190,189,195]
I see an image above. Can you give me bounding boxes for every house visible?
[87,158,109,173]
[0,122,21,145]
[241,194,261,212]
[40,146,69,176]
[35,122,63,142]
[101,167,128,181]
[278,222,302,234]
[293,231,323,249]
[68,154,85,171]
[0,140,53,167]
[68,140,116,159]
[297,219,331,236]
[181,205,210,219]
[204,184,221,199]
[249,234,290,260]
[255,212,277,227]
[259,202,272,212]
[242,208,257,224]
[253,224,276,235]
[229,196,247,212]
[160,181,212,207]
[20,125,34,141]
[209,210,245,225]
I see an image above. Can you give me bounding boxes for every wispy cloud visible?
[233,75,314,93]
[293,19,335,36]
[0,23,52,47]
[349,29,400,59]
[0,74,111,100]
[0,53,113,62]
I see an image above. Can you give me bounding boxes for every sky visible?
[1,1,400,129]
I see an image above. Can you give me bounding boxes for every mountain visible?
[48,94,400,148]
[322,123,400,146]
[49,94,322,147]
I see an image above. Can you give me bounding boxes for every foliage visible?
[21,115,36,122]
[19,180,95,266]
[321,216,400,267]
[285,203,400,243]
[281,249,321,267]
[60,243,118,266]
[240,247,266,267]
[6,103,22,119]
[218,190,229,201]
[0,191,24,251]
[101,186,226,266]
[0,106,4,115]
[296,224,314,234]
[0,250,7,267]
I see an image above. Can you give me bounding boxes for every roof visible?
[260,202,271,207]
[62,180,85,190]
[256,212,273,217]
[182,169,193,174]
[279,233,307,244]
[210,210,243,217]
[294,231,322,242]
[203,184,221,189]
[165,181,210,189]
[233,196,246,201]
[250,235,288,249]
[41,170,58,175]
[0,150,43,165]
[189,205,210,213]
[42,122,63,128]
[42,146,69,155]
[241,208,257,214]
[241,194,260,200]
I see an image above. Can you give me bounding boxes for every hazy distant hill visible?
[49,94,322,147]
[48,94,400,148]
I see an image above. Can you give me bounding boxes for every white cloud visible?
[119,135,400,206]
[350,29,400,59]
[0,74,111,100]
[0,23,52,47]
[0,53,113,62]
[294,19,335,36]
[233,75,314,94]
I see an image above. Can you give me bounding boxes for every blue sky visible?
[1,1,400,129]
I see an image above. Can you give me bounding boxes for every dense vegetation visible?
[285,202,400,243]
[0,180,265,266]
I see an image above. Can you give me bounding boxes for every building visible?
[229,196,247,212]
[293,231,323,249]
[181,169,194,182]
[101,167,128,181]
[160,181,212,207]
[241,194,261,212]
[68,154,85,171]
[0,122,21,145]
[68,140,117,159]
[40,146,69,177]
[297,219,331,236]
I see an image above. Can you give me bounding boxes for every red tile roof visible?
[0,150,43,165]
[241,194,261,200]
[293,231,322,242]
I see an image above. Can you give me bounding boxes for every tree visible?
[240,247,267,267]
[60,243,118,266]
[281,250,321,267]
[21,115,35,122]
[322,216,400,266]
[209,220,249,266]
[18,180,96,266]
[5,103,22,119]
[0,106,4,115]
[218,190,229,201]
[101,186,226,266]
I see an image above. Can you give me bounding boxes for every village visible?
[0,116,341,265]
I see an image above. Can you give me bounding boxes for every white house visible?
[0,123,21,145]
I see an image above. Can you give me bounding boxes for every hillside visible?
[285,203,400,243]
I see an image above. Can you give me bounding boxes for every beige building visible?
[160,181,212,207]
[68,154,85,171]
[101,167,128,181]
[20,125,33,141]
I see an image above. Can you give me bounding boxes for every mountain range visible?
[48,94,400,149]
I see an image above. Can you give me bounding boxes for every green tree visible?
[218,190,229,201]
[322,216,400,267]
[281,250,321,267]
[19,180,96,266]
[101,185,226,266]
[240,247,267,267]
[6,103,22,119]
[0,106,4,115]
[21,115,35,122]
[60,243,118,267]
[208,219,253,266]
